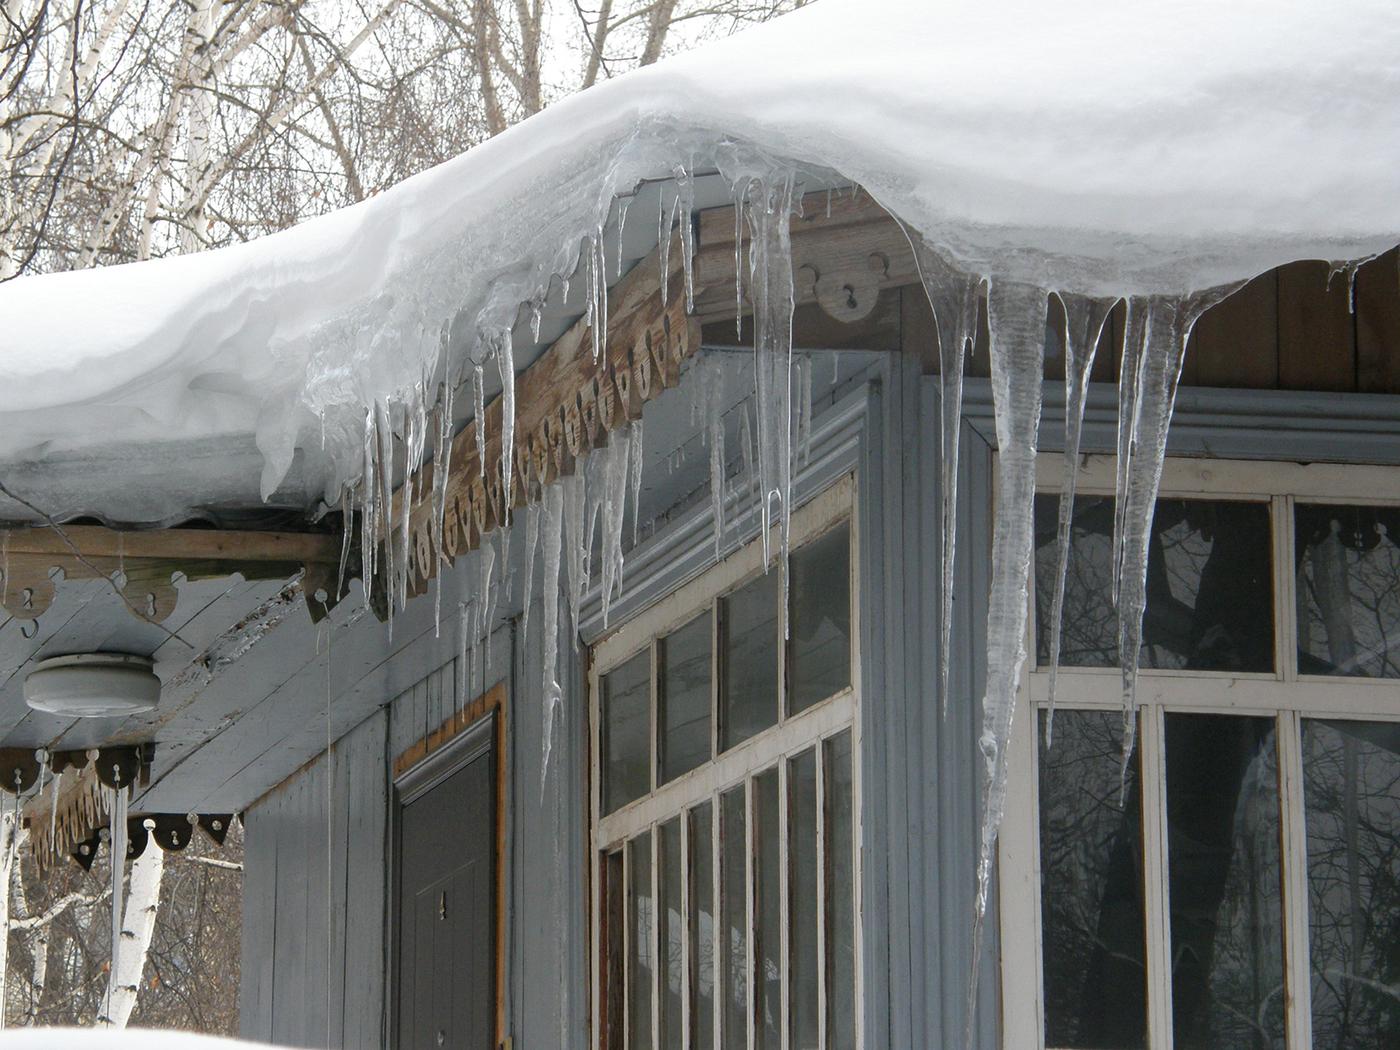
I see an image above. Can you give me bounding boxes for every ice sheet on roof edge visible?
[2,0,1400,1026]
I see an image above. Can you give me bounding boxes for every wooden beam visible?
[0,523,345,624]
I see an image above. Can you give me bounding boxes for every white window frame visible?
[1000,453,1400,1050]
[588,475,864,1050]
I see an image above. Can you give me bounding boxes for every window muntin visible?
[1005,457,1400,1050]
[591,480,860,1050]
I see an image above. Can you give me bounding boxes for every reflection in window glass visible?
[825,730,856,1050]
[1165,714,1286,1050]
[788,749,819,1047]
[689,803,715,1050]
[603,651,651,815]
[1033,496,1274,672]
[719,787,747,1049]
[659,819,683,1050]
[629,834,655,1050]
[720,572,779,750]
[1038,709,1148,1049]
[659,613,712,784]
[789,522,852,714]
[1296,505,1400,678]
[754,768,781,1050]
[1303,719,1400,1047]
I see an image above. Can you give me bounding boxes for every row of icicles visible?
[318,162,1224,1034]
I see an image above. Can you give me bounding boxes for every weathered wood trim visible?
[391,679,506,778]
[0,523,344,623]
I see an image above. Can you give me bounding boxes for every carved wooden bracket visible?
[0,523,349,625]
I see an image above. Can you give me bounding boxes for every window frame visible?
[588,474,864,1050]
[1000,453,1400,1050]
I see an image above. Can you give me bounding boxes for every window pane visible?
[629,834,655,1050]
[1165,713,1286,1050]
[789,748,819,1048]
[604,850,625,1050]
[1033,495,1274,672]
[720,572,779,750]
[689,803,715,1050]
[825,730,856,1050]
[1038,709,1148,1049]
[789,522,852,714]
[720,787,748,1049]
[1302,718,1400,1047]
[659,819,683,1050]
[1296,505,1400,678]
[604,651,651,815]
[660,613,712,784]
[754,768,782,1050]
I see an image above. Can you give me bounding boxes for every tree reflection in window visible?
[1303,719,1400,1048]
[1034,496,1274,673]
[1296,505,1400,678]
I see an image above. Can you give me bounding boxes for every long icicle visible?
[538,482,565,791]
[1043,294,1115,746]
[967,279,1048,1043]
[908,230,981,716]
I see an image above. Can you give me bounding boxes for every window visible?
[1002,456,1400,1050]
[590,478,860,1050]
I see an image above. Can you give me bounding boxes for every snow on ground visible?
[0,0,1396,523]
[2,1031,271,1049]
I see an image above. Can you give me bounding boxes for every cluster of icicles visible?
[318,157,1229,1023]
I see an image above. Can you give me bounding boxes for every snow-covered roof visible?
[1,0,1397,525]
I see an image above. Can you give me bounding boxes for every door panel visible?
[395,721,495,1050]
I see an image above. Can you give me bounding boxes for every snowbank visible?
[1,1032,271,1049]
[0,0,1396,522]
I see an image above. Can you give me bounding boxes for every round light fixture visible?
[24,653,160,717]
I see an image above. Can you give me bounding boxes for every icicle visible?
[628,420,644,549]
[539,483,565,789]
[598,432,632,624]
[473,363,487,476]
[742,171,800,574]
[587,232,602,364]
[967,280,1048,1040]
[739,401,757,512]
[1112,300,1148,607]
[48,766,61,857]
[658,191,679,309]
[108,781,129,1012]
[495,333,516,517]
[597,232,609,362]
[615,196,632,279]
[732,183,750,339]
[521,502,542,650]
[530,297,543,343]
[1043,294,1115,746]
[796,355,814,468]
[562,473,588,637]
[674,163,696,313]
[907,231,982,717]
[376,402,396,632]
[478,532,498,648]
[1113,294,1215,779]
[397,399,418,612]
[337,490,354,603]
[709,405,727,558]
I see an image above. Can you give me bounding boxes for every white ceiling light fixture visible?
[24,653,161,718]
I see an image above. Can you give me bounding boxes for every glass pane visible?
[788,522,852,714]
[629,834,655,1050]
[660,613,713,784]
[720,572,779,750]
[754,768,781,1050]
[689,803,715,1050]
[604,650,651,815]
[1302,718,1400,1047]
[605,850,625,1050]
[1295,505,1400,678]
[789,748,819,1049]
[825,730,856,1050]
[720,787,748,1049]
[659,819,683,1050]
[1033,495,1274,672]
[1165,713,1286,1050]
[1038,709,1148,1049]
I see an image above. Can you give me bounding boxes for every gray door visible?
[394,716,495,1050]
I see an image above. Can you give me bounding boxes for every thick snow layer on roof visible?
[0,0,1397,522]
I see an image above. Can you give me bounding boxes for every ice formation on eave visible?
[1,0,1398,1026]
